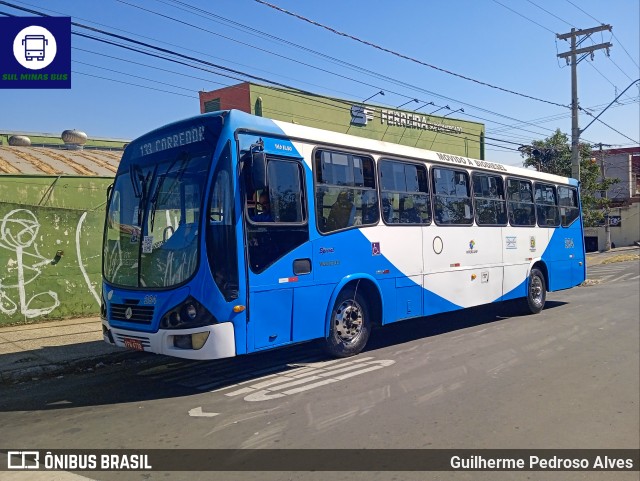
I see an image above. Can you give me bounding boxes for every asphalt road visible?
[1,260,638,481]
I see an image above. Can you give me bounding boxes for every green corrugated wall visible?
[0,176,111,325]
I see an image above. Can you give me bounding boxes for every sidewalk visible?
[0,317,143,384]
[1,245,638,384]
[585,244,640,266]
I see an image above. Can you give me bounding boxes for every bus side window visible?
[558,186,580,226]
[432,167,473,225]
[315,150,379,234]
[535,182,560,227]
[379,159,431,225]
[507,178,536,226]
[473,173,506,226]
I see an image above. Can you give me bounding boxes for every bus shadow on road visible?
[364,300,568,352]
[0,301,567,412]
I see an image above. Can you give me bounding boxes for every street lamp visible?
[414,101,434,111]
[362,90,385,103]
[396,98,419,109]
[429,105,450,115]
[442,107,464,118]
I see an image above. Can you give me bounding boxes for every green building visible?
[199,82,485,159]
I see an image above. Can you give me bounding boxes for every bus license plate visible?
[123,338,144,351]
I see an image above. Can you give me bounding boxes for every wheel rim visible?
[530,275,544,307]
[333,299,364,343]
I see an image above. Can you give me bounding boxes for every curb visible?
[0,350,148,385]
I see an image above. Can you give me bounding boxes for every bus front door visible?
[244,155,312,352]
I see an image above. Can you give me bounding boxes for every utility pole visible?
[594,142,613,250]
[557,25,612,181]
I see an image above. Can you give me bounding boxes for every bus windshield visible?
[103,153,211,288]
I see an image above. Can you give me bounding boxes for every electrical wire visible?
[3,0,576,145]
[564,0,639,70]
[2,1,633,152]
[254,0,569,108]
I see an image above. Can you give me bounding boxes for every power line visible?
[525,0,572,27]
[564,0,639,70]
[86,0,543,138]
[106,0,579,146]
[134,0,566,139]
[254,0,569,109]
[1,1,627,153]
[73,70,197,98]
[490,0,555,34]
[492,0,636,102]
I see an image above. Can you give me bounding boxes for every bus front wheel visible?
[521,267,546,314]
[323,287,371,358]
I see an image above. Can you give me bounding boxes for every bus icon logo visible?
[23,34,48,61]
[12,25,57,70]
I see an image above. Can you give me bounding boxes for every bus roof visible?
[127,109,578,186]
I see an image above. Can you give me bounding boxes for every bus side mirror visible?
[250,151,267,191]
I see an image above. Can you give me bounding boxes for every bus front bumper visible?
[102,321,236,360]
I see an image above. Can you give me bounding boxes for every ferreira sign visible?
[350,105,462,134]
[380,109,462,134]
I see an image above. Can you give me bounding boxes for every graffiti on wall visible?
[0,208,60,317]
[0,208,100,319]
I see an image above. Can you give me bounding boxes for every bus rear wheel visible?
[521,267,546,314]
[323,287,371,358]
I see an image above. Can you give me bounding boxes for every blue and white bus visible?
[102,109,585,359]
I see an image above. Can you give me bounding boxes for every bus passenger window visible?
[473,173,507,226]
[315,150,379,234]
[432,167,473,225]
[507,178,536,226]
[535,183,560,227]
[379,159,431,225]
[558,186,579,226]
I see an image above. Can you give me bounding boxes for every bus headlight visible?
[186,303,198,320]
[160,296,217,330]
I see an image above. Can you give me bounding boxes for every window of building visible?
[558,186,580,226]
[204,98,221,113]
[506,178,536,226]
[432,167,473,225]
[379,159,431,225]
[314,150,379,233]
[535,182,560,227]
[473,173,507,226]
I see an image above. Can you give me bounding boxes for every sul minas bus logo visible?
[0,17,71,89]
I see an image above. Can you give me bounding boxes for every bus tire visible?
[323,287,371,358]
[521,267,546,314]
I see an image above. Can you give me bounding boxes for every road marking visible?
[188,406,220,417]
[218,357,395,402]
[609,273,637,283]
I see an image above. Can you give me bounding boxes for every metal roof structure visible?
[0,146,122,176]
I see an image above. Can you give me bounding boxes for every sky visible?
[0,0,638,166]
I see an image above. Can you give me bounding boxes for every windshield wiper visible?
[129,165,152,226]
[149,155,189,232]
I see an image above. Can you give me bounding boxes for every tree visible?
[519,129,618,227]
